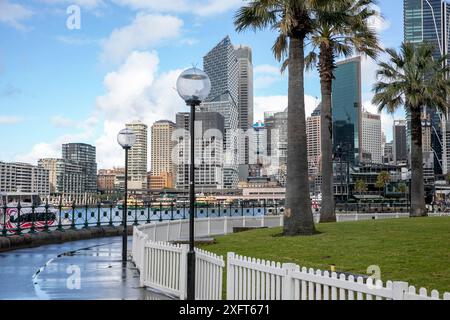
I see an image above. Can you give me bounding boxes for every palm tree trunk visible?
[319,74,336,222]
[284,36,316,236]
[410,109,427,217]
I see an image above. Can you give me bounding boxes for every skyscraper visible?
[175,112,225,190]
[332,56,362,165]
[201,36,240,188]
[307,105,322,175]
[361,111,383,164]
[150,120,176,189]
[126,121,148,190]
[404,0,449,174]
[393,120,408,164]
[235,45,254,165]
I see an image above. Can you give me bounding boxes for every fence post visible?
[179,244,189,300]
[208,217,211,236]
[224,216,228,235]
[392,281,409,300]
[282,263,298,300]
[139,240,146,287]
[227,252,236,300]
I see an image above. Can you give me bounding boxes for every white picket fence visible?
[226,252,450,300]
[132,213,450,300]
[133,227,224,300]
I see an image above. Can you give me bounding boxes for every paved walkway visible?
[0,236,172,300]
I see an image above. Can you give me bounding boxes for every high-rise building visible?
[383,142,394,164]
[151,120,176,189]
[307,104,322,176]
[201,36,240,189]
[0,162,50,197]
[361,111,383,164]
[404,0,449,174]
[263,109,288,186]
[393,120,408,164]
[126,121,148,190]
[332,56,362,165]
[235,45,254,165]
[175,112,225,190]
[62,143,97,192]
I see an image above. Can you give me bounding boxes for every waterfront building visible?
[151,120,176,189]
[0,161,50,197]
[126,121,148,190]
[62,143,97,193]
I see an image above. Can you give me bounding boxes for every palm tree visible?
[234,1,316,235]
[304,0,381,223]
[372,42,450,217]
[355,179,368,195]
[375,171,390,197]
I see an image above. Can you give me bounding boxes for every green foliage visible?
[355,179,368,194]
[372,42,450,115]
[397,183,407,194]
[375,171,390,190]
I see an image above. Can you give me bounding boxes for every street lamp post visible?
[117,128,136,262]
[176,67,211,300]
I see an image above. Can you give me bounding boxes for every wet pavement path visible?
[0,237,173,300]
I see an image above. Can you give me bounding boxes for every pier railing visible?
[0,200,284,237]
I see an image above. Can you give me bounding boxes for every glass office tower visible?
[332,56,362,165]
[404,0,450,175]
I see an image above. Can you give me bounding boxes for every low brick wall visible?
[0,226,134,252]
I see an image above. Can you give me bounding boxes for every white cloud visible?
[14,129,95,164]
[110,0,242,16]
[0,115,23,124]
[254,64,284,89]
[38,0,105,10]
[368,5,391,33]
[94,50,184,169]
[0,0,34,30]
[254,64,280,75]
[254,95,318,122]
[100,13,183,65]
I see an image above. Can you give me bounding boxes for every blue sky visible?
[0,0,405,168]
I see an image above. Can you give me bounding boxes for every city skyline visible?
[0,0,403,169]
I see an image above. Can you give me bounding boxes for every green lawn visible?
[199,217,450,294]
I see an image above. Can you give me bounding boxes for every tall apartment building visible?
[175,112,225,190]
[201,36,240,189]
[150,120,176,189]
[62,143,97,192]
[0,162,50,197]
[404,0,449,174]
[263,108,288,186]
[235,45,254,165]
[126,121,148,190]
[38,158,86,197]
[393,120,408,164]
[361,111,383,164]
[307,104,322,176]
[332,56,362,165]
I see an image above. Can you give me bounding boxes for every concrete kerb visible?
[0,226,134,253]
